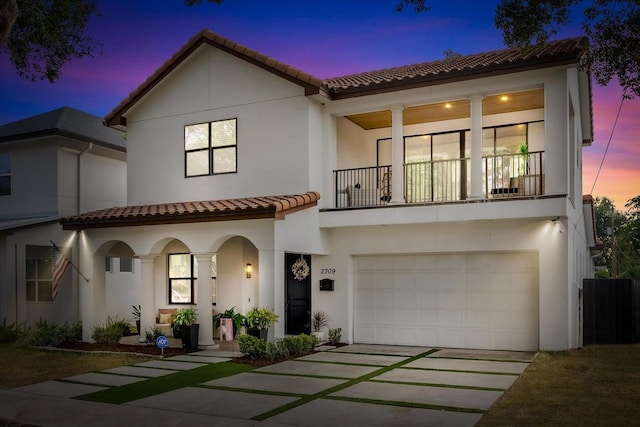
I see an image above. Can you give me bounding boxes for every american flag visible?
[52,244,71,301]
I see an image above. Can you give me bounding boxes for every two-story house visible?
[60,30,598,351]
[0,107,127,327]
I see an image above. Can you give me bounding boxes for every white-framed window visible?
[184,118,237,177]
[168,253,217,305]
[26,245,53,302]
[168,253,195,304]
[0,153,10,196]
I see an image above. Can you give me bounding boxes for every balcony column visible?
[194,253,218,349]
[137,255,157,343]
[390,104,405,204]
[469,95,484,199]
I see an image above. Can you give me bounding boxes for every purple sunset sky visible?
[1,0,637,209]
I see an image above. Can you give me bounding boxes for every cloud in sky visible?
[0,0,638,209]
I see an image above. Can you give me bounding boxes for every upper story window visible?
[0,153,10,195]
[184,118,237,177]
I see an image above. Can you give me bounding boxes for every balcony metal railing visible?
[333,151,544,208]
[484,151,544,198]
[405,158,468,204]
[334,165,391,208]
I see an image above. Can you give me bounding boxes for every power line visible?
[590,90,626,195]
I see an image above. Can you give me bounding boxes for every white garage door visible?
[354,253,539,351]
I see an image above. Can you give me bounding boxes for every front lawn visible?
[0,342,154,390]
[478,344,640,426]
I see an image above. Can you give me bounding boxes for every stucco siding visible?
[314,218,571,350]
[124,45,314,205]
[1,144,58,218]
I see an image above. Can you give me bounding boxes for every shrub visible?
[328,327,342,345]
[265,341,281,361]
[19,319,80,347]
[92,316,127,345]
[238,333,318,361]
[0,317,26,343]
[282,335,304,355]
[144,327,164,344]
[237,333,266,359]
[300,333,319,352]
[66,321,83,341]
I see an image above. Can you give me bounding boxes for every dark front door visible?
[285,253,311,334]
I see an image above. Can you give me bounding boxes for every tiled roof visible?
[60,192,320,229]
[105,29,588,128]
[0,107,126,150]
[324,37,589,98]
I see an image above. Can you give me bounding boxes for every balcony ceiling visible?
[345,89,544,130]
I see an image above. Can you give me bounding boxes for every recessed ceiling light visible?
[444,103,452,109]
[500,95,509,102]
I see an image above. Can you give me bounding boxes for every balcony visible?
[333,151,544,208]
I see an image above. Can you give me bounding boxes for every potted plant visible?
[244,307,278,340]
[215,307,246,339]
[517,141,539,195]
[311,311,330,340]
[517,142,530,176]
[174,306,198,349]
[131,304,141,335]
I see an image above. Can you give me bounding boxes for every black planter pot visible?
[172,323,182,339]
[179,324,200,349]
[247,327,268,340]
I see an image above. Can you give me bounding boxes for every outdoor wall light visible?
[551,217,564,233]
[246,263,252,278]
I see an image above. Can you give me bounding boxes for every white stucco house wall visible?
[61,30,598,351]
[0,107,127,327]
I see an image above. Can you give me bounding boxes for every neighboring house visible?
[60,30,598,351]
[0,107,127,327]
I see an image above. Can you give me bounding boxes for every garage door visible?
[354,253,539,351]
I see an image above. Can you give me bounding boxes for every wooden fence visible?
[583,279,640,345]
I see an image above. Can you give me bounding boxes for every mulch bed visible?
[56,340,350,366]
[56,341,195,358]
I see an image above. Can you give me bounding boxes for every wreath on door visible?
[291,257,310,281]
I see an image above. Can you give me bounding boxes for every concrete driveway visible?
[0,344,535,426]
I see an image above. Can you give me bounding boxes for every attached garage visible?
[353,252,539,351]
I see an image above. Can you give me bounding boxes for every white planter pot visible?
[312,331,325,340]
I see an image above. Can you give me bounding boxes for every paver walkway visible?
[1,344,536,426]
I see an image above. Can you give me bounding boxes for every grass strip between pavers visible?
[322,395,484,414]
[251,348,440,421]
[368,378,506,392]
[400,366,522,376]
[75,361,254,404]
[294,359,393,367]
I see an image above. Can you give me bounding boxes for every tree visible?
[593,195,640,278]
[618,195,640,277]
[494,0,640,98]
[593,196,620,275]
[0,0,100,83]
